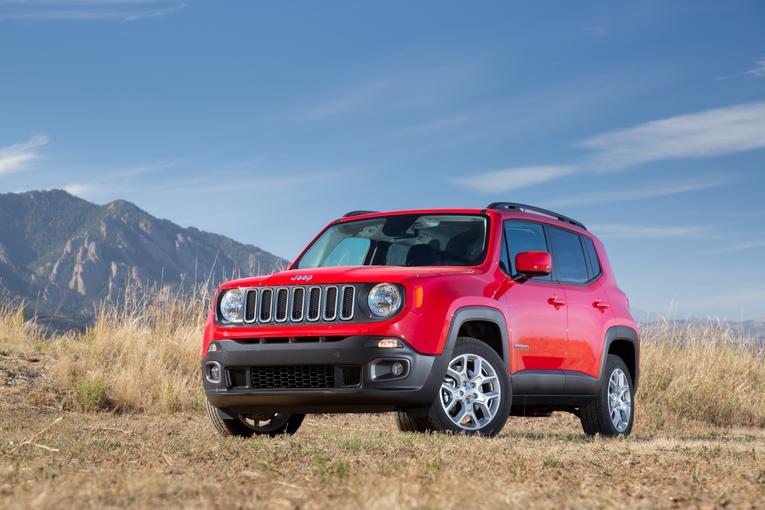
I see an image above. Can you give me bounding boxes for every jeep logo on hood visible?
[291,275,314,282]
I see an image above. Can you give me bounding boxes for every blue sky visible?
[1,1,764,320]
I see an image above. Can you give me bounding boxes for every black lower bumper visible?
[202,336,449,415]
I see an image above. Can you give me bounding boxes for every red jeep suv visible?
[202,203,639,437]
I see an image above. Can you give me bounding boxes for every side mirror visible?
[515,251,552,278]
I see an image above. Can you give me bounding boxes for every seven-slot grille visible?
[241,285,356,325]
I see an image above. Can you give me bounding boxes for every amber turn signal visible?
[377,338,403,349]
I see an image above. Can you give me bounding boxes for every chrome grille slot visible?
[307,287,322,321]
[230,284,359,326]
[340,286,355,320]
[244,289,258,323]
[323,286,338,320]
[290,287,305,322]
[259,288,273,322]
[275,288,289,322]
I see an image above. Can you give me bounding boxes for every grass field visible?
[1,300,764,508]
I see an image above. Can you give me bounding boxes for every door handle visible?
[593,299,610,311]
[548,296,566,307]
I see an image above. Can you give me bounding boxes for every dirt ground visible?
[1,355,764,509]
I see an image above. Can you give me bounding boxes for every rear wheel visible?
[580,355,634,437]
[396,337,511,437]
[206,401,304,437]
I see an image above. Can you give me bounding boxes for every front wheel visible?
[396,337,511,437]
[579,355,634,437]
[206,401,304,437]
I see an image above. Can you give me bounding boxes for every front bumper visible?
[202,336,449,415]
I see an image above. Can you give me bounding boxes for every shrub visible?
[74,378,108,411]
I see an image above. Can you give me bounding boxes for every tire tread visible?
[206,401,255,437]
[394,411,432,433]
[579,354,634,437]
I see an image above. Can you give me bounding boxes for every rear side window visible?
[581,236,602,279]
[504,221,551,281]
[547,227,589,284]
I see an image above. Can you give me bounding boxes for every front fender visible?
[440,305,511,369]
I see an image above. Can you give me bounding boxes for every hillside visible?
[0,190,285,327]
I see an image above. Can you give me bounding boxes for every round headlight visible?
[367,283,402,318]
[219,289,244,323]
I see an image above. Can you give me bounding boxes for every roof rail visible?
[487,202,586,230]
[343,210,379,218]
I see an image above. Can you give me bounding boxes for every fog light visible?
[207,343,218,353]
[378,338,402,349]
[205,361,222,383]
[391,361,405,377]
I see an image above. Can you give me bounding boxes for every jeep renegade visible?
[202,203,639,437]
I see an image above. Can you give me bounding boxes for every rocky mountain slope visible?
[0,190,286,327]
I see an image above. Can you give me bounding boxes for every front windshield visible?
[295,214,488,269]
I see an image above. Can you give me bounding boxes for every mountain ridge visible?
[0,189,286,328]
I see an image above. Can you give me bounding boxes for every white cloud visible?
[746,56,765,77]
[0,1,187,21]
[116,160,177,177]
[298,62,483,123]
[397,115,472,137]
[676,289,765,312]
[451,165,574,193]
[548,178,727,207]
[706,240,765,255]
[453,101,765,195]
[582,26,610,37]
[0,135,49,176]
[57,160,178,198]
[63,183,94,197]
[589,224,709,239]
[165,172,340,195]
[580,102,765,171]
[302,81,389,121]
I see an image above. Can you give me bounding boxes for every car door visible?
[500,221,568,379]
[546,227,613,380]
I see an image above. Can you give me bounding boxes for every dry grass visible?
[2,297,765,429]
[0,302,46,355]
[639,320,765,431]
[1,409,764,509]
[49,288,208,413]
[2,300,765,508]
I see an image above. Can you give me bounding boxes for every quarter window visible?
[581,236,602,279]
[547,227,589,284]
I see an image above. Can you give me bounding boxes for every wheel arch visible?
[444,306,510,367]
[601,326,640,391]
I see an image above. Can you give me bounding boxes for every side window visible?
[386,243,409,266]
[547,227,589,284]
[581,236,602,279]
[504,221,551,281]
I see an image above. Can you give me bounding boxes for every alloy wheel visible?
[240,413,290,433]
[607,368,632,433]
[439,353,502,431]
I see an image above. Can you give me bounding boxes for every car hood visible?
[221,265,480,288]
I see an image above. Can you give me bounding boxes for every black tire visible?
[580,355,634,437]
[206,401,304,437]
[394,411,432,433]
[396,337,511,437]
